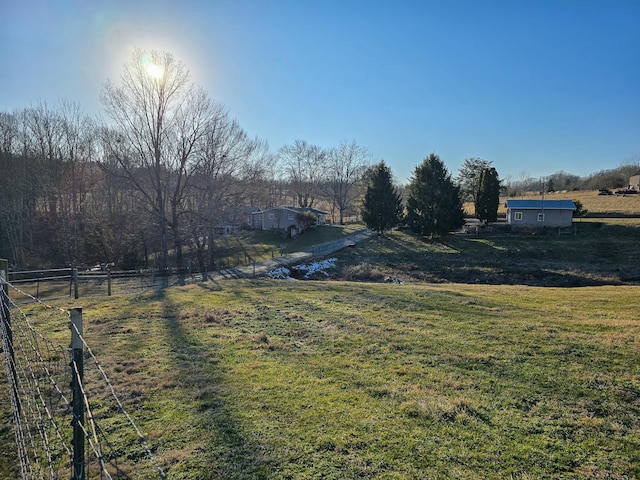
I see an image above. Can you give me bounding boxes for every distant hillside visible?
[502,161,640,194]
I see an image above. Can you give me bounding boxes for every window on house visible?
[288,214,294,220]
[268,213,274,219]
[514,212,523,221]
[537,213,545,222]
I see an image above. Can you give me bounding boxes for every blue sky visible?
[1,0,638,184]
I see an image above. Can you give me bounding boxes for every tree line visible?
[0,50,375,271]
[360,154,640,237]
[1,49,636,271]
[361,155,500,237]
[503,162,640,196]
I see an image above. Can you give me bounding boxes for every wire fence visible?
[0,230,373,477]
[306,229,371,257]
[7,230,373,302]
[7,267,196,303]
[0,274,166,479]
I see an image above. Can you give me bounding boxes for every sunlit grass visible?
[3,280,638,479]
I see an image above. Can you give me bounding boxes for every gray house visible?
[505,199,576,228]
[253,206,328,237]
[213,206,261,234]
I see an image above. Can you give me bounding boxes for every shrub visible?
[339,263,387,282]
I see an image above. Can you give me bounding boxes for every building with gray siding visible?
[505,199,576,228]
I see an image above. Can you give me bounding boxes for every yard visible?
[2,280,638,479]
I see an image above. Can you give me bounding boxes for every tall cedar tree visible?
[456,157,492,217]
[476,167,501,223]
[406,153,465,237]
[361,161,403,234]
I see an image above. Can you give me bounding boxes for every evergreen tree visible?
[361,161,403,234]
[406,153,464,237]
[456,157,492,217]
[476,167,501,224]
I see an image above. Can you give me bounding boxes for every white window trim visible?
[268,213,274,219]
[514,211,523,221]
[537,213,545,222]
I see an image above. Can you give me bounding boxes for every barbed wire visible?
[2,286,71,479]
[1,312,33,480]
[70,358,113,480]
[69,321,167,479]
[1,279,167,479]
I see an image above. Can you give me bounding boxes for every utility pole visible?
[540,178,545,226]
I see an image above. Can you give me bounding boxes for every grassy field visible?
[2,202,639,479]
[496,189,640,217]
[331,220,640,287]
[2,279,639,479]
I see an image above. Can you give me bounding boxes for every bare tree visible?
[100,49,219,274]
[239,147,277,209]
[1,101,96,266]
[56,99,95,263]
[279,139,327,208]
[0,111,28,264]
[26,102,65,221]
[188,112,260,277]
[326,140,371,224]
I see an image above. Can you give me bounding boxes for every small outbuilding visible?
[505,199,576,228]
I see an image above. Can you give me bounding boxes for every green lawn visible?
[3,280,638,479]
[331,221,640,286]
[207,224,364,268]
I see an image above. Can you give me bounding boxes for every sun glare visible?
[146,63,164,79]
[140,57,164,79]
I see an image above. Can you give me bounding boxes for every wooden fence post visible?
[73,267,79,299]
[70,307,85,480]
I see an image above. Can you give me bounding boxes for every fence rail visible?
[6,268,179,301]
[306,229,371,257]
[1,259,166,479]
[6,229,373,301]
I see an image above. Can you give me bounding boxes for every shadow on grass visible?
[153,289,276,479]
[332,227,640,287]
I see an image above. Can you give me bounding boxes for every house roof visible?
[505,199,576,210]
[288,207,328,216]
[259,206,328,215]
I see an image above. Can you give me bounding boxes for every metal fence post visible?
[107,267,112,297]
[1,259,19,414]
[70,307,85,480]
[0,259,9,321]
